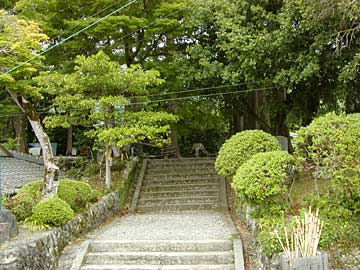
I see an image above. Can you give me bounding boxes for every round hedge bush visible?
[232,151,295,204]
[4,181,43,221]
[215,130,280,177]
[57,179,96,212]
[7,178,97,220]
[294,112,360,207]
[31,197,74,226]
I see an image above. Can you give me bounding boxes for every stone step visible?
[82,264,235,270]
[141,183,220,192]
[147,161,215,167]
[138,196,219,205]
[85,251,234,265]
[146,169,217,175]
[136,202,221,212]
[144,173,219,180]
[148,158,215,163]
[89,240,233,253]
[142,178,220,186]
[139,190,219,199]
[147,164,216,170]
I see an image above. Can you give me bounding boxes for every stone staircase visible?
[131,158,227,212]
[81,240,236,270]
[71,158,243,270]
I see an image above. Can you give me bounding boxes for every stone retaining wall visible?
[0,192,120,270]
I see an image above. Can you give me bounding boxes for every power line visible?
[3,0,138,75]
[5,0,130,59]
[0,86,277,119]
[130,86,276,105]
[1,81,260,116]
[139,82,258,98]
[85,2,192,56]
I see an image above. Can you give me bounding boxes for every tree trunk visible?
[104,110,113,189]
[66,127,73,155]
[105,145,112,190]
[6,88,59,199]
[13,115,28,153]
[168,102,181,158]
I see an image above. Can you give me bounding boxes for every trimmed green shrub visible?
[215,130,280,177]
[57,179,95,212]
[4,180,43,221]
[232,151,295,204]
[7,178,97,220]
[294,112,360,209]
[31,197,74,226]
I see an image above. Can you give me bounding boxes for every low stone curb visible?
[129,159,147,212]
[234,239,245,270]
[0,192,120,270]
[69,240,90,270]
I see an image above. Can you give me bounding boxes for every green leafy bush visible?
[4,181,42,221]
[6,178,97,220]
[232,151,295,204]
[31,197,74,226]
[57,179,96,212]
[294,112,360,209]
[215,130,280,177]
[305,195,360,250]
[256,213,286,256]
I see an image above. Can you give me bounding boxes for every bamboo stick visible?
[274,208,323,260]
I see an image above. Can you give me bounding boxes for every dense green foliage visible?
[57,179,98,212]
[295,113,360,210]
[31,197,74,226]
[215,130,280,177]
[233,113,360,256]
[5,179,98,221]
[233,151,295,204]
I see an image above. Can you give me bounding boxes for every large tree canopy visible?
[0,0,359,184]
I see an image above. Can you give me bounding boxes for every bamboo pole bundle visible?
[274,207,323,260]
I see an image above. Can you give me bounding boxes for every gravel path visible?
[96,210,237,241]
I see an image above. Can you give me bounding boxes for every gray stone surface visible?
[276,136,289,152]
[0,192,120,270]
[0,209,18,240]
[133,158,225,212]
[0,223,10,243]
[1,157,45,195]
[96,211,237,241]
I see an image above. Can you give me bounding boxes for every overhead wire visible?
[0,1,278,119]
[138,82,258,98]
[130,86,277,105]
[4,0,132,58]
[0,81,261,116]
[0,86,277,119]
[2,0,138,75]
[85,2,193,56]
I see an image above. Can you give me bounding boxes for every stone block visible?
[0,223,10,243]
[280,252,329,270]
[0,209,18,238]
[276,136,289,152]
